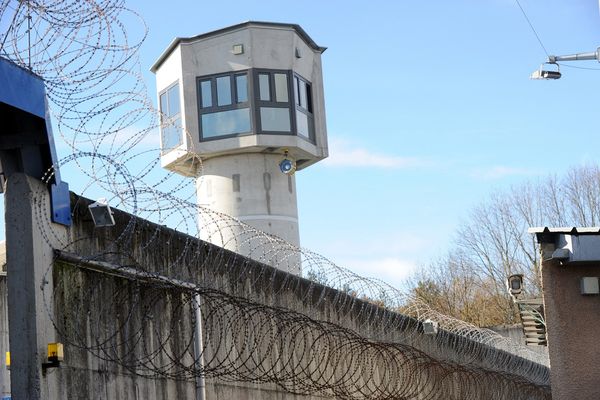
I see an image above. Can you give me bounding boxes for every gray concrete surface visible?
[196,153,301,274]
[5,173,67,400]
[0,185,550,399]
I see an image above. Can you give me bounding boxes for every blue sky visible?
[4,0,600,289]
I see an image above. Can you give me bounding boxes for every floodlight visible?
[530,63,561,80]
[88,198,115,227]
[422,319,438,335]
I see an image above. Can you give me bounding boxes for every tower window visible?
[196,69,315,142]
[159,82,182,152]
[254,70,293,134]
[198,72,251,139]
[236,75,248,103]
[294,74,314,141]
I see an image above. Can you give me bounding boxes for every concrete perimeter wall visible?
[0,189,550,399]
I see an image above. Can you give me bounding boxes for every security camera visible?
[279,150,296,175]
[507,274,524,298]
[279,158,296,175]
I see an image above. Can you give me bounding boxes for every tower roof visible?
[150,21,327,73]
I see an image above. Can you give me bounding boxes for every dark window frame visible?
[197,70,252,141]
[159,81,183,153]
[293,73,315,142]
[253,69,295,136]
[195,69,316,144]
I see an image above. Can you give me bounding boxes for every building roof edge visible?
[150,21,326,73]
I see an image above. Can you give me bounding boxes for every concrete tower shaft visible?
[197,153,301,274]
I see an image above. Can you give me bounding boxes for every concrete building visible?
[530,227,600,400]
[151,22,329,273]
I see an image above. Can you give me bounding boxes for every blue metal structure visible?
[0,57,71,226]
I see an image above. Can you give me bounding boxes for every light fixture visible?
[42,342,63,369]
[422,319,438,335]
[279,150,296,176]
[88,198,115,227]
[530,62,561,80]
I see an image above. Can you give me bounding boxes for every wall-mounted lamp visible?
[42,342,63,369]
[423,319,438,335]
[88,198,115,227]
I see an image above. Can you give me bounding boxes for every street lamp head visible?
[530,62,561,80]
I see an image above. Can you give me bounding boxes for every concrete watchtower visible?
[151,22,328,273]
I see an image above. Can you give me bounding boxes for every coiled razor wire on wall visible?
[50,261,550,400]
[1,0,550,396]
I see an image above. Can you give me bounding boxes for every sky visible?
[4,0,600,289]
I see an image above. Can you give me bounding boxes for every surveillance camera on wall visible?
[507,274,524,298]
[279,150,296,175]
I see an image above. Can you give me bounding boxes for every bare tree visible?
[406,252,516,326]
[409,164,600,326]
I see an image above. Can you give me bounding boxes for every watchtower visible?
[151,22,328,273]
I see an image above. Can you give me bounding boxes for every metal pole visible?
[193,294,206,400]
[548,49,600,63]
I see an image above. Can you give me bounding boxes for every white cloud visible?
[322,138,426,169]
[470,165,540,180]
[308,232,430,289]
[339,257,418,288]
[323,233,429,258]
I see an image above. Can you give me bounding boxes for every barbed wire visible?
[1,0,551,397]
[51,261,550,400]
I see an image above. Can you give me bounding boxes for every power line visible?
[560,63,600,71]
[514,0,550,57]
